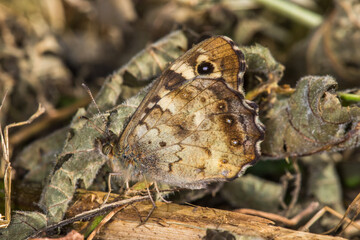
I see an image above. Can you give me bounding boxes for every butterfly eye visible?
[102,143,113,155]
[197,61,214,75]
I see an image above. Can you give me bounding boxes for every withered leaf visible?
[240,44,285,100]
[242,44,284,85]
[89,30,190,112]
[0,211,47,240]
[302,153,344,212]
[39,85,147,224]
[15,128,68,183]
[262,75,360,159]
[221,174,282,212]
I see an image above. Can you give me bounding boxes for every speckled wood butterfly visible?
[111,36,265,189]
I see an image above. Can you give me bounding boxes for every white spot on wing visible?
[157,97,173,113]
[170,61,182,71]
[171,62,195,79]
[147,102,156,109]
[196,54,210,63]
[181,68,196,79]
[166,101,177,113]
[134,124,148,140]
[193,112,205,127]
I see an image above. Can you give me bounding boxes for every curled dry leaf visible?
[262,75,360,159]
[240,44,285,100]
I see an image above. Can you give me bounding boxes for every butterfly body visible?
[115,36,265,189]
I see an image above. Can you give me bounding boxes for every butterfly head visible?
[95,130,118,159]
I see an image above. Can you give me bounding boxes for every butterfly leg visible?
[136,176,157,226]
[122,166,133,191]
[102,172,123,206]
[136,202,156,227]
[119,180,129,194]
[154,181,171,203]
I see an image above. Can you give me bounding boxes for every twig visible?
[286,158,302,216]
[91,201,344,239]
[29,195,150,238]
[236,202,319,226]
[322,193,360,235]
[279,171,292,210]
[9,97,90,145]
[87,206,126,240]
[300,206,360,233]
[0,94,45,228]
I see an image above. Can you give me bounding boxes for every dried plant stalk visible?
[0,93,45,228]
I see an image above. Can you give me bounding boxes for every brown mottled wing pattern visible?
[118,36,264,189]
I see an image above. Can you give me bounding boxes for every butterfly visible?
[112,36,265,189]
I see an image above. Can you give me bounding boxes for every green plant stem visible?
[252,0,323,28]
[83,215,105,238]
[338,92,360,102]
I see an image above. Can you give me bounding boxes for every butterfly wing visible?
[118,36,264,189]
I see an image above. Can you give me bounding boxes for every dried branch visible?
[0,94,45,228]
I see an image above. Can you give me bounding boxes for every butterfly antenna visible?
[81,83,109,132]
[79,116,106,135]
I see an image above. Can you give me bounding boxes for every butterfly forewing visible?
[117,36,264,189]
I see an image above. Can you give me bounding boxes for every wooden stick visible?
[91,201,346,240]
